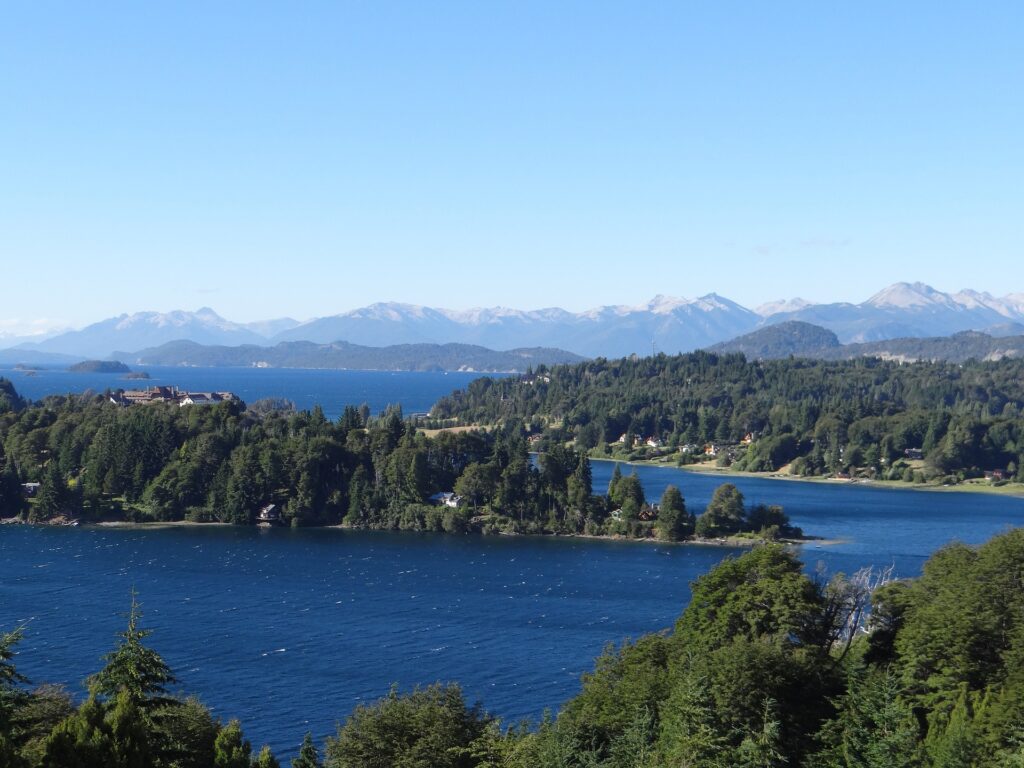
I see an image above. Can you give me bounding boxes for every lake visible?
[3,466,1023,758]
[0,366,498,420]
[2,366,1024,756]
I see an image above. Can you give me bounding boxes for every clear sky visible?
[1,2,1021,334]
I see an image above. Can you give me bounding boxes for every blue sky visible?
[1,2,1021,333]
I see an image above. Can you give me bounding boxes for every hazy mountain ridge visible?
[711,321,1024,363]
[765,282,1024,342]
[123,339,585,372]
[5,282,1024,359]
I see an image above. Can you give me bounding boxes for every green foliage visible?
[654,485,692,541]
[89,593,175,707]
[890,529,1024,714]
[434,352,1024,481]
[324,683,489,768]
[254,744,281,768]
[31,462,70,522]
[3,495,1024,768]
[291,732,322,768]
[558,634,672,756]
[213,720,252,768]
[696,483,746,537]
[0,441,24,517]
[815,665,923,767]
[675,545,824,652]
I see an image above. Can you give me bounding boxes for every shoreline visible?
[1,516,837,548]
[589,456,1024,498]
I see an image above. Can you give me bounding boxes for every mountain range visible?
[4,282,1024,360]
[710,321,1024,363]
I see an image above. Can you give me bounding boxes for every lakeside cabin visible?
[429,492,465,508]
[257,504,282,525]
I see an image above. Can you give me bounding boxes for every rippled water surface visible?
[2,468,1023,758]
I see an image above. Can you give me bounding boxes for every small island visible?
[122,371,151,380]
[67,360,132,374]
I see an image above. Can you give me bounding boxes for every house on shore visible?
[429,492,464,508]
[257,504,282,524]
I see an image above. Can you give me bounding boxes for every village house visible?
[904,448,924,460]
[645,436,662,449]
[429,492,464,508]
[257,503,282,524]
[740,432,755,446]
[21,482,40,498]
[985,469,1008,481]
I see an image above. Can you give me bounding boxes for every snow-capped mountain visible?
[272,295,761,357]
[5,283,1024,360]
[14,308,270,359]
[754,298,812,317]
[766,282,1024,342]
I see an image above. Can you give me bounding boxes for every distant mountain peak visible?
[863,282,954,310]
[8,283,1024,361]
[755,297,812,317]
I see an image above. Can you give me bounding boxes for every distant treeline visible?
[3,529,1024,767]
[432,352,1024,482]
[0,379,794,542]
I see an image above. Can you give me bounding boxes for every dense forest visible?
[0,379,795,542]
[432,352,1024,483]
[3,529,1023,767]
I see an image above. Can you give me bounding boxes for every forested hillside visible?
[4,529,1023,766]
[432,353,1024,482]
[0,379,793,542]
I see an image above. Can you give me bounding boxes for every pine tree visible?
[213,720,252,768]
[42,695,113,768]
[655,485,692,541]
[106,689,152,768]
[89,592,175,707]
[291,732,322,768]
[254,744,281,768]
[607,463,623,502]
[32,462,67,522]
[0,445,23,518]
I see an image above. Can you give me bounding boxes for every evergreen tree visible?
[696,483,746,537]
[32,462,68,522]
[607,463,622,500]
[42,695,113,768]
[213,720,252,768]
[254,744,281,768]
[0,445,23,517]
[291,732,322,768]
[89,593,175,707]
[0,627,28,750]
[655,485,692,541]
[106,689,153,768]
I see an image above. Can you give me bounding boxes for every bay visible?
[2,469,1023,757]
[2,366,1023,757]
[0,366,498,420]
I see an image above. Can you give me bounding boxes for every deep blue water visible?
[2,365,1023,756]
[2,470,1023,757]
[0,366,494,420]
